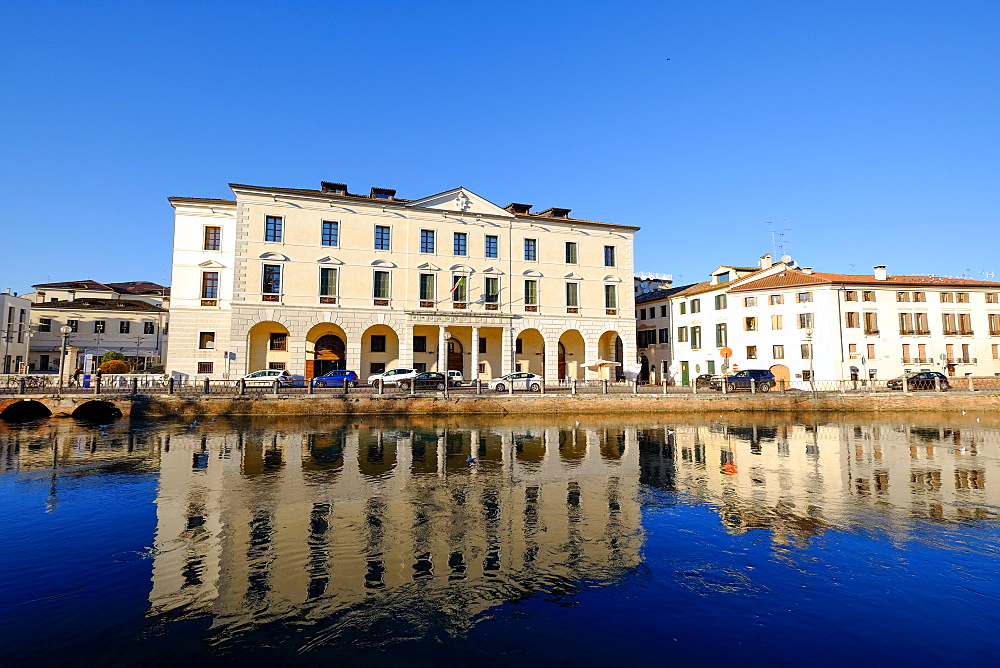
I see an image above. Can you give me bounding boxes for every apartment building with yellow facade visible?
[166,181,638,382]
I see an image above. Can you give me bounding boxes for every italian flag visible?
[450,276,465,293]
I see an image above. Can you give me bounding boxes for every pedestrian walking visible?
[71,367,82,387]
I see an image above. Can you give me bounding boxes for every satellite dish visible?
[643,287,650,293]
[780,254,792,264]
[640,281,648,288]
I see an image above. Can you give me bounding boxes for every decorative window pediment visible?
[371,259,398,268]
[198,260,226,268]
[522,269,544,278]
[603,274,622,282]
[259,252,290,261]
[564,272,584,280]
[317,256,344,265]
[449,264,475,273]
[481,266,505,275]
[417,262,441,271]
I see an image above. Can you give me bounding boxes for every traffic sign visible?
[719,347,732,358]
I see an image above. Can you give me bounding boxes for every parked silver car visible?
[487,372,543,392]
[367,368,418,387]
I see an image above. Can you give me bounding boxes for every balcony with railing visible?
[901,357,935,364]
[947,357,977,364]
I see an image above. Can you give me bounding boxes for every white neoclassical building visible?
[166,181,638,382]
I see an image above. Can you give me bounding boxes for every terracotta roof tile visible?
[729,270,1000,292]
[31,298,167,313]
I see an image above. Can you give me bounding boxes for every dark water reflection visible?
[2,414,999,664]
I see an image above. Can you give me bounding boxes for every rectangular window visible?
[849,343,858,358]
[38,318,51,332]
[264,215,283,242]
[604,246,616,267]
[918,343,927,361]
[373,271,390,299]
[845,312,860,328]
[715,323,728,348]
[690,326,702,350]
[202,271,219,299]
[197,362,214,374]
[204,226,221,250]
[420,229,435,253]
[863,291,875,302]
[479,337,487,354]
[989,313,1000,336]
[639,309,647,321]
[370,335,386,352]
[744,317,757,331]
[802,370,812,381]
[484,276,500,303]
[604,285,617,309]
[957,292,970,303]
[269,333,287,351]
[677,327,688,343]
[413,335,427,353]
[746,345,757,359]
[941,313,957,334]
[419,273,435,301]
[524,238,537,261]
[370,362,386,375]
[896,291,910,302]
[198,332,215,349]
[769,294,784,305]
[660,305,667,318]
[658,328,668,344]
[94,320,106,334]
[801,343,813,359]
[899,312,914,335]
[715,294,727,309]
[566,282,579,307]
[262,265,281,294]
[773,345,784,359]
[649,307,656,319]
[864,312,878,334]
[374,225,391,250]
[844,290,857,301]
[68,319,78,333]
[268,362,286,370]
[120,321,130,334]
[680,302,687,315]
[902,343,911,362]
[797,292,813,303]
[321,221,339,247]
[958,313,973,335]
[524,280,538,305]
[771,314,783,330]
[515,338,523,354]
[414,362,427,373]
[565,242,578,264]
[320,267,338,297]
[913,291,925,302]
[143,322,155,334]
[799,313,814,329]
[485,235,499,258]
[743,296,756,307]
[993,344,999,359]
[987,292,998,304]
[690,299,701,313]
[453,232,467,256]
[867,343,876,359]
[940,292,954,303]
[451,275,468,302]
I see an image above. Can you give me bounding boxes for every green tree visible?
[100,351,127,364]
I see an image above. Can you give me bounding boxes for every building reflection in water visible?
[147,422,643,643]
[638,420,1000,545]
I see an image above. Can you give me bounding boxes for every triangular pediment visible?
[405,187,514,218]
[317,256,344,265]
[417,262,441,271]
[198,260,227,268]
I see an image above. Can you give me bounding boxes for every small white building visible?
[665,257,1000,385]
[0,291,32,374]
[23,280,170,373]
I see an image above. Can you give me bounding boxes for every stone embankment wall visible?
[134,393,1000,419]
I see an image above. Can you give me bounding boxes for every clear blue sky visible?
[2,0,997,293]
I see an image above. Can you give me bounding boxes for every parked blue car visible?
[311,370,360,388]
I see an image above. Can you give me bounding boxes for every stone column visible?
[470,326,480,383]
[584,336,600,381]
[544,334,560,384]
[438,326,448,373]
[398,323,414,369]
[501,326,514,375]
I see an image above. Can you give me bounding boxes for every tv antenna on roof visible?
[766,219,791,258]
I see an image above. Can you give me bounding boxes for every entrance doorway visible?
[311,334,346,378]
[639,355,649,382]
[680,361,690,386]
[447,338,464,375]
[558,343,567,379]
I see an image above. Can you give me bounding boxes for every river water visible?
[1,413,999,665]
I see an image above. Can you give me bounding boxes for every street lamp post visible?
[57,325,72,394]
[806,328,815,394]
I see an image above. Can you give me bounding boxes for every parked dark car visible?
[694,373,715,388]
[886,371,950,391]
[709,369,777,392]
[311,370,359,388]
[398,372,448,391]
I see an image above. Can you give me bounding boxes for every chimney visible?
[504,203,532,214]
[759,253,773,270]
[873,265,887,281]
[801,267,813,275]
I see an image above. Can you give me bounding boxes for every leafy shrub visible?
[101,351,128,364]
[99,359,131,374]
